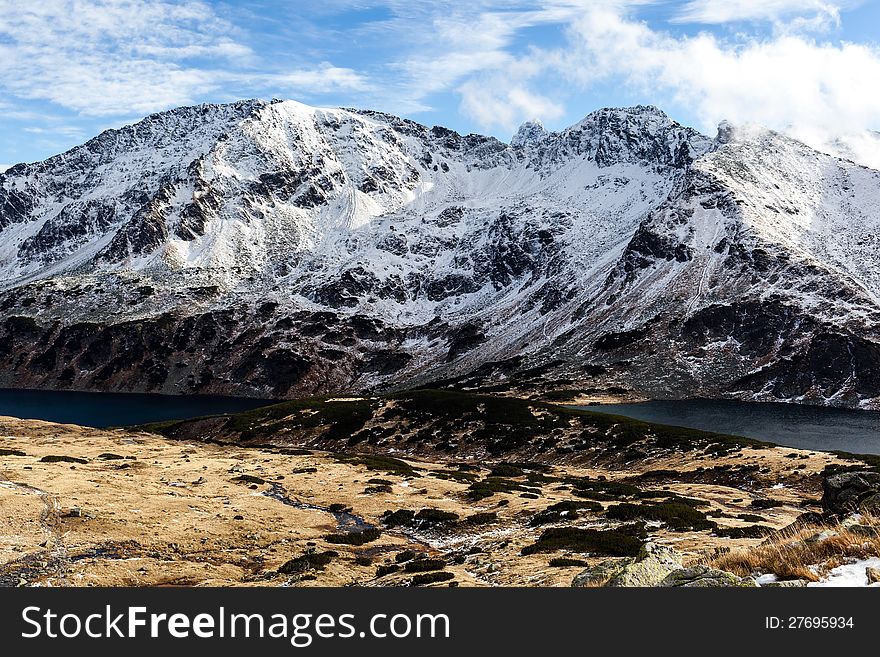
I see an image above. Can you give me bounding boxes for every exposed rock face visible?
[571,558,632,587]
[2,100,880,404]
[606,542,683,587]
[571,544,758,588]
[572,542,683,587]
[822,471,880,516]
[760,579,808,588]
[660,565,757,587]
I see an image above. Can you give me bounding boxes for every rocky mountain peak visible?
[511,120,549,148]
[2,99,880,409]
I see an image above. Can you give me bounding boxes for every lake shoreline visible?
[0,387,277,428]
[571,398,880,455]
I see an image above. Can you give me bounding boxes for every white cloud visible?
[385,2,630,128]
[673,0,856,26]
[1,0,878,168]
[417,2,880,168]
[0,0,369,116]
[265,64,371,95]
[550,9,880,153]
[820,130,880,170]
[459,79,565,131]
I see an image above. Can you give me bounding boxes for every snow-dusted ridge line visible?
[1,99,879,408]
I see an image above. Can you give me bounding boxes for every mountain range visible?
[1,99,879,407]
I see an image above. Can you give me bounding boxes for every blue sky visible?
[1,0,879,169]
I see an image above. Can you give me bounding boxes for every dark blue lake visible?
[0,388,276,428]
[576,399,880,455]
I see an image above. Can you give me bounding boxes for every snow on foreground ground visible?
[807,557,880,587]
[756,557,880,587]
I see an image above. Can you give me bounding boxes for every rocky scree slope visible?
[1,100,879,406]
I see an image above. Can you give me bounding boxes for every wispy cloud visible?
[673,0,858,27]
[260,64,371,95]
[439,3,880,166]
[553,8,880,147]
[1,1,878,168]
[374,2,633,127]
[0,0,369,116]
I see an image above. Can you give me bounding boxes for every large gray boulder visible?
[572,542,683,588]
[606,542,683,587]
[572,558,633,587]
[660,565,757,587]
[822,471,880,516]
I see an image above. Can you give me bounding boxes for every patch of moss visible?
[278,551,338,574]
[40,455,87,464]
[332,453,416,477]
[364,484,393,494]
[751,499,784,509]
[465,477,539,501]
[226,397,378,442]
[382,509,415,527]
[403,558,446,573]
[566,477,640,501]
[530,500,602,526]
[414,508,459,525]
[324,528,382,545]
[522,527,642,556]
[232,474,266,485]
[605,502,716,532]
[637,469,683,479]
[548,557,588,567]
[460,512,497,526]
[395,550,417,563]
[429,469,479,483]
[715,525,775,539]
[489,463,524,477]
[410,571,455,586]
[376,564,400,577]
[824,451,880,474]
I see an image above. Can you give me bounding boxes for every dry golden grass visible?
[708,514,880,582]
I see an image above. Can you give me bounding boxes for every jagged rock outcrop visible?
[660,565,757,587]
[572,542,683,587]
[822,471,880,516]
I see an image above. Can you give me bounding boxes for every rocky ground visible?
[2,392,872,587]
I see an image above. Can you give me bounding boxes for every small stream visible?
[263,483,375,533]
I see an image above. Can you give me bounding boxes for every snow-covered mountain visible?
[1,99,879,407]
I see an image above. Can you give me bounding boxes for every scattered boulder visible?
[759,579,809,588]
[867,567,880,584]
[822,471,880,516]
[660,565,757,587]
[840,513,879,538]
[804,530,838,544]
[572,559,632,587]
[606,542,683,587]
[572,542,684,587]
